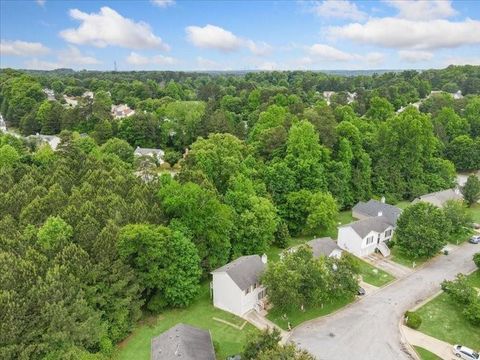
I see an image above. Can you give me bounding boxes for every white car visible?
[453,345,479,359]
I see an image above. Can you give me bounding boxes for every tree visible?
[37,216,73,251]
[365,96,394,122]
[395,202,450,259]
[256,343,315,360]
[100,138,134,164]
[305,192,338,235]
[462,175,480,206]
[442,200,472,241]
[242,328,282,360]
[445,135,479,171]
[474,253,480,269]
[303,104,337,148]
[118,224,201,308]
[432,107,470,143]
[0,144,20,168]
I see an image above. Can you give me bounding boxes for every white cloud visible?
[151,0,175,7]
[329,18,480,50]
[36,0,46,7]
[60,7,169,50]
[364,52,385,65]
[385,0,457,20]
[1,40,50,56]
[312,0,367,21]
[126,52,176,66]
[443,56,480,66]
[59,46,101,65]
[308,44,355,61]
[186,24,271,55]
[196,56,220,70]
[398,50,433,62]
[257,61,278,71]
[23,46,101,70]
[186,24,243,52]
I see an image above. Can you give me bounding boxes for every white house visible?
[134,146,165,164]
[29,133,61,150]
[338,215,395,257]
[283,237,342,259]
[211,254,267,317]
[0,114,6,132]
[111,104,135,119]
[63,95,78,108]
[43,88,55,101]
[412,188,463,208]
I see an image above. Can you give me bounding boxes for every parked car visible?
[357,287,366,296]
[469,235,480,244]
[453,345,479,359]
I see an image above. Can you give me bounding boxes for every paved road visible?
[288,243,479,360]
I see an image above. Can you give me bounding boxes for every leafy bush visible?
[474,253,480,269]
[405,311,422,329]
[441,275,477,305]
[463,300,480,326]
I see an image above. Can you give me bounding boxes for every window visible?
[366,236,374,245]
[245,286,251,295]
[258,289,266,300]
[385,229,392,238]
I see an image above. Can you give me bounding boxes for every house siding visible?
[338,226,395,257]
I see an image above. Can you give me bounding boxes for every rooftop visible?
[413,188,463,207]
[353,199,402,225]
[341,216,392,239]
[211,255,265,291]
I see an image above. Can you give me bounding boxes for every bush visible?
[474,253,480,269]
[273,220,290,248]
[463,300,480,326]
[441,275,477,305]
[405,311,422,329]
[146,292,168,313]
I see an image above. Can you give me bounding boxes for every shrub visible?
[441,275,477,305]
[463,300,480,326]
[405,311,422,329]
[474,253,480,269]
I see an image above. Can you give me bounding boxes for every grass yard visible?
[414,346,442,360]
[415,271,480,351]
[114,283,257,360]
[467,203,480,223]
[395,200,412,210]
[266,295,354,330]
[351,256,395,287]
[390,247,430,268]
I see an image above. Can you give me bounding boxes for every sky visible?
[1,0,479,71]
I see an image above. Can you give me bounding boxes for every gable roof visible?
[306,237,340,258]
[353,199,402,225]
[342,216,392,239]
[413,188,463,207]
[151,323,215,360]
[211,255,265,291]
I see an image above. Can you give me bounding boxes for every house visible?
[346,91,357,104]
[111,104,135,119]
[63,95,78,108]
[338,215,395,257]
[284,237,342,259]
[352,198,402,226]
[412,188,463,208]
[211,254,267,317]
[0,114,6,132]
[134,146,165,164]
[323,91,335,105]
[43,88,55,101]
[29,133,61,150]
[82,91,94,99]
[151,323,215,360]
[452,90,463,100]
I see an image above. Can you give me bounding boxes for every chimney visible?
[261,253,268,264]
[381,196,386,204]
[378,211,383,217]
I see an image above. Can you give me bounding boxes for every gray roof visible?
[353,199,402,225]
[412,188,463,208]
[342,216,392,239]
[211,255,265,291]
[306,237,340,258]
[151,323,215,360]
[134,147,164,156]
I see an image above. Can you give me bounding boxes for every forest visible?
[0,65,479,359]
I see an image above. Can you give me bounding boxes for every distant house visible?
[111,104,135,119]
[338,216,395,257]
[452,90,463,100]
[82,91,94,99]
[211,255,267,317]
[346,91,357,104]
[0,114,6,132]
[63,95,78,108]
[323,91,335,105]
[43,88,55,101]
[151,323,215,360]
[412,188,463,208]
[284,237,342,259]
[352,198,402,226]
[134,146,165,164]
[29,133,61,150]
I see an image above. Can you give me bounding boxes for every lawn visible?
[390,247,430,268]
[266,295,354,330]
[414,346,442,360]
[351,256,395,287]
[395,200,412,210]
[467,203,480,223]
[415,271,480,351]
[114,283,257,360]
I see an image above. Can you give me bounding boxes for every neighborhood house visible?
[284,237,342,259]
[134,146,165,164]
[211,254,267,317]
[412,188,463,208]
[29,133,61,151]
[338,199,401,257]
[151,323,215,360]
[111,104,135,119]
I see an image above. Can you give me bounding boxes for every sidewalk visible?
[243,310,290,343]
[401,325,457,360]
[364,253,413,279]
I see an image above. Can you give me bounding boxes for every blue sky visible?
[1,0,479,71]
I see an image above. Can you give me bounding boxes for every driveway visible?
[288,243,479,360]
